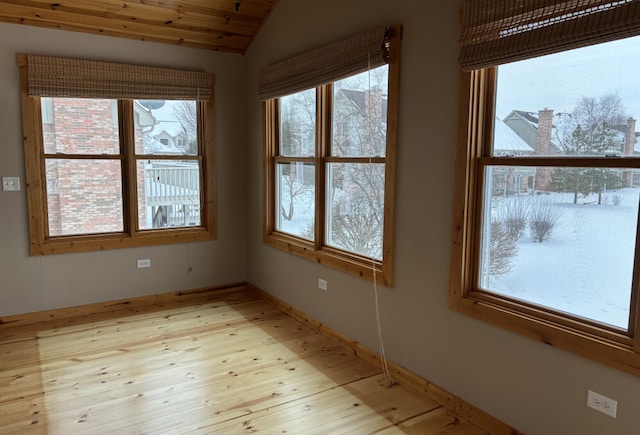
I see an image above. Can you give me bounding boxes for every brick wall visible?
[43,98,147,236]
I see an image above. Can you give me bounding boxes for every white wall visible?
[244,1,640,434]
[0,23,247,316]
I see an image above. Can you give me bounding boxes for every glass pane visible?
[138,160,202,230]
[326,163,385,259]
[479,165,638,329]
[134,100,197,156]
[495,36,640,158]
[42,98,120,155]
[45,159,123,236]
[279,89,316,157]
[275,162,315,240]
[332,65,388,157]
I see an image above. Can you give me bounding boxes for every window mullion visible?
[265,99,277,237]
[481,156,640,169]
[316,85,329,250]
[119,100,137,235]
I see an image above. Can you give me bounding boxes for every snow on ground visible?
[487,188,640,329]
[278,181,639,330]
[278,189,314,240]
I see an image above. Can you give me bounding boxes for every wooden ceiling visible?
[0,0,278,54]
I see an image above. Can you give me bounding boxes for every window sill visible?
[264,232,391,287]
[450,289,640,377]
[30,227,216,256]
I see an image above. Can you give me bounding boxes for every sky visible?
[495,35,640,122]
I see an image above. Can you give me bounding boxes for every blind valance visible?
[459,0,640,71]
[258,26,391,101]
[25,54,212,100]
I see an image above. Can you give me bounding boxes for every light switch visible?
[2,177,20,192]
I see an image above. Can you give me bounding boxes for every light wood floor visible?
[1,289,488,434]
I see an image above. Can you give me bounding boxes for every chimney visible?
[624,117,636,156]
[535,109,554,156]
[535,109,554,191]
[623,117,636,187]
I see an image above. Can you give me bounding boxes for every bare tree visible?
[280,163,313,221]
[278,91,316,221]
[328,191,383,259]
[326,67,389,258]
[551,94,626,204]
[173,101,197,154]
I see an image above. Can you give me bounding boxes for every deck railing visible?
[144,162,200,206]
[144,162,201,227]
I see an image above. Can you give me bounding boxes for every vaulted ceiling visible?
[0,0,278,54]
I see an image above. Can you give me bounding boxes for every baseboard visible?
[0,282,247,328]
[248,283,521,435]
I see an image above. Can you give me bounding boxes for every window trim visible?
[262,27,401,286]
[450,68,640,377]
[18,55,217,255]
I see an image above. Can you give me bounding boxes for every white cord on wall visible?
[366,49,396,388]
[372,260,396,388]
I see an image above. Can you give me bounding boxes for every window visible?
[19,55,216,255]
[451,1,640,376]
[260,26,401,285]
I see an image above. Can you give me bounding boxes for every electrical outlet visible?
[587,390,617,418]
[2,177,20,192]
[318,279,327,291]
[137,259,151,268]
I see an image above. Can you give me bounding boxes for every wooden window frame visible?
[262,31,401,286]
[18,55,217,255]
[450,67,640,377]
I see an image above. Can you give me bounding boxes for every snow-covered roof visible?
[503,109,563,153]
[144,134,182,154]
[493,117,534,153]
[154,120,185,138]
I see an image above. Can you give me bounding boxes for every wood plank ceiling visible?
[0,0,278,54]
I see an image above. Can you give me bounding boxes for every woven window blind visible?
[459,0,640,71]
[257,26,390,101]
[25,55,212,100]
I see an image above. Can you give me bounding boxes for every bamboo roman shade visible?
[257,26,390,101]
[25,55,212,100]
[459,0,640,71]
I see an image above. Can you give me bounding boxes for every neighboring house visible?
[492,117,536,195]
[503,109,562,155]
[612,119,640,186]
[151,120,189,152]
[333,87,387,157]
[502,109,558,191]
[503,109,639,189]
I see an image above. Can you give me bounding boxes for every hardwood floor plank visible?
[200,374,440,434]
[0,289,489,434]
[375,407,489,434]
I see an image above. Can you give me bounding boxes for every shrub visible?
[611,194,622,206]
[489,220,518,276]
[496,198,529,241]
[529,199,561,242]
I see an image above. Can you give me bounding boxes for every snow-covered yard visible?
[486,188,639,329]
